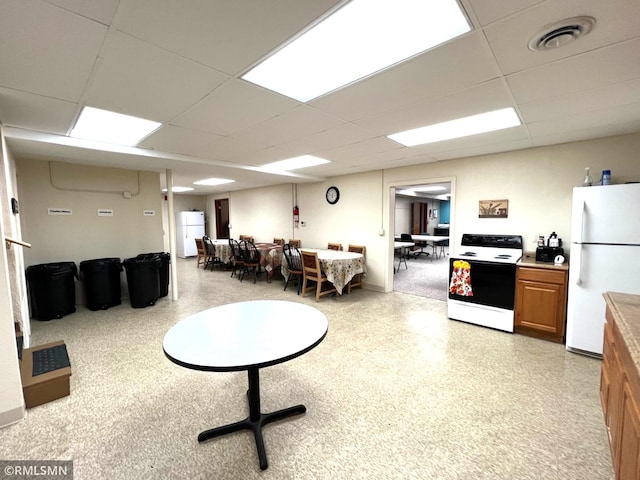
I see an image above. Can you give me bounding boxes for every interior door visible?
[215,199,230,239]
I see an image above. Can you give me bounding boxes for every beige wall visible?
[0,127,25,427]
[228,183,296,243]
[17,159,164,267]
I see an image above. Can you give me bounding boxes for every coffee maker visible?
[536,232,564,262]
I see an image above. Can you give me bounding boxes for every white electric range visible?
[448,234,523,332]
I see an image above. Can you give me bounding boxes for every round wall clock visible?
[326,186,340,205]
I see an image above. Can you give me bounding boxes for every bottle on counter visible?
[583,167,593,186]
[602,169,611,185]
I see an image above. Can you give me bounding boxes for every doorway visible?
[392,181,452,301]
[215,199,230,239]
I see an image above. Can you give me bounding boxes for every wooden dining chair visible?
[273,238,285,245]
[282,244,303,294]
[239,240,262,283]
[327,242,342,251]
[301,250,336,302]
[229,239,244,278]
[239,234,254,243]
[346,244,366,292]
[288,239,301,248]
[195,238,206,268]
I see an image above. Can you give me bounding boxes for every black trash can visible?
[136,252,170,297]
[26,262,78,321]
[123,256,161,308]
[79,258,123,311]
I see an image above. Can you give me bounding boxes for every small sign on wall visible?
[143,210,155,216]
[97,209,114,217]
[48,208,72,215]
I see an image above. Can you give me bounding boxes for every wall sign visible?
[143,210,155,216]
[98,209,114,217]
[48,208,72,215]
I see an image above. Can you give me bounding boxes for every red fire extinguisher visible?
[293,205,299,228]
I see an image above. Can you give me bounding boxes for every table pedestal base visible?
[197,367,306,470]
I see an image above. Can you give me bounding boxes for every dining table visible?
[290,248,365,294]
[210,239,232,264]
[163,300,328,470]
[253,242,283,282]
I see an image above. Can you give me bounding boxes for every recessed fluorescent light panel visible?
[388,108,521,146]
[193,178,235,186]
[71,106,161,146]
[162,187,194,193]
[261,155,330,172]
[242,0,470,102]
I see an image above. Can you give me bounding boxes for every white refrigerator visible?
[176,211,205,258]
[566,183,640,356]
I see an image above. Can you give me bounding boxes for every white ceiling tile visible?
[172,79,299,136]
[484,0,640,75]
[279,123,374,155]
[0,0,107,101]
[527,102,640,137]
[519,78,640,123]
[0,87,77,135]
[312,32,502,122]
[230,106,346,150]
[430,138,535,161]
[507,38,640,105]
[188,135,269,164]
[463,0,545,26]
[140,125,224,158]
[357,78,515,136]
[317,136,404,163]
[84,32,230,122]
[47,0,119,25]
[115,0,342,75]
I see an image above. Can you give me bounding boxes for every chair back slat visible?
[327,242,342,251]
[283,244,302,272]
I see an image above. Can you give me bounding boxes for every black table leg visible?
[197,367,306,470]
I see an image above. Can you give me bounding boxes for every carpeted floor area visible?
[393,248,450,301]
[1,258,614,479]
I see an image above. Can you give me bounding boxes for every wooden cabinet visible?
[601,294,640,480]
[514,265,568,343]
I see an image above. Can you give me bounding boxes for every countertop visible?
[518,253,569,271]
[605,292,640,370]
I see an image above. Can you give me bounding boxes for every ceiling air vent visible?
[528,16,595,51]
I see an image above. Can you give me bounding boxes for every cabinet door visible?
[515,279,566,341]
[617,380,640,480]
[610,345,624,461]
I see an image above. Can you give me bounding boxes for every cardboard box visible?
[20,340,71,408]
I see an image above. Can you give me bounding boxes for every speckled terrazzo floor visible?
[1,258,614,479]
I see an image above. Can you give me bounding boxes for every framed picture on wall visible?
[479,199,508,218]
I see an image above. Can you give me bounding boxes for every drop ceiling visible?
[1,0,639,194]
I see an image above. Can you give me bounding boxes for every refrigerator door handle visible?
[577,199,585,244]
[574,242,583,286]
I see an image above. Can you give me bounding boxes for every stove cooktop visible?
[452,234,523,264]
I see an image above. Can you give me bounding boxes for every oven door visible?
[448,258,517,310]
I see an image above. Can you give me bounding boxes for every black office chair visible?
[413,232,431,258]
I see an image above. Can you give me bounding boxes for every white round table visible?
[163,300,328,470]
